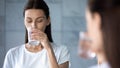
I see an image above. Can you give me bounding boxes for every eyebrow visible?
[36,17,46,20]
[26,16,46,19]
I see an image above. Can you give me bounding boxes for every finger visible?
[31,30,44,35]
[31,30,38,33]
[31,35,43,39]
[30,36,37,40]
[31,29,40,33]
[31,36,43,41]
[31,34,43,38]
[32,32,46,37]
[31,33,44,37]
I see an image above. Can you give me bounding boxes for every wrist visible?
[46,47,53,53]
[45,43,52,51]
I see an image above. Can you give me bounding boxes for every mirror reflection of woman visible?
[3,0,70,68]
[85,0,120,68]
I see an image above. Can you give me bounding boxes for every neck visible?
[25,43,43,53]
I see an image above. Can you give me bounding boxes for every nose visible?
[31,22,37,29]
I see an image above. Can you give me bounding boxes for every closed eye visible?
[36,19,44,23]
[36,17,46,23]
[26,19,32,23]
[26,17,32,23]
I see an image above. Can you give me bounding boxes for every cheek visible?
[86,16,103,52]
[92,33,103,53]
[24,21,30,29]
[86,11,103,53]
[86,16,94,38]
[90,28,103,53]
[37,23,47,31]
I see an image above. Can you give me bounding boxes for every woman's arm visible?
[31,29,69,68]
[59,62,69,68]
[46,45,69,68]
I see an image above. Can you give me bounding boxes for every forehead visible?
[25,9,45,18]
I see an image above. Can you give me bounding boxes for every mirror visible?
[0,0,97,68]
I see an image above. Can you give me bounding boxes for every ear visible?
[46,16,51,26]
[93,13,101,30]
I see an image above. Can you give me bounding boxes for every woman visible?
[86,0,120,68]
[3,0,70,68]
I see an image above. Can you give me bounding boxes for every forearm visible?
[47,47,59,68]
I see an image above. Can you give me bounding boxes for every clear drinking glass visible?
[78,32,96,59]
[28,28,40,46]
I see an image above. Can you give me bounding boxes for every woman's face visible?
[24,9,50,31]
[85,8,103,53]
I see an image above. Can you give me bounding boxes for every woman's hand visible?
[30,29,52,50]
[30,29,69,68]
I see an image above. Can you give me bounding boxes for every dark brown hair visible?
[88,0,120,68]
[24,0,53,43]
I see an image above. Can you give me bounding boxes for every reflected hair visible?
[88,0,120,68]
[23,0,53,43]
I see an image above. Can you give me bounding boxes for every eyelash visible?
[26,19,43,23]
[37,19,43,22]
[27,20,32,23]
